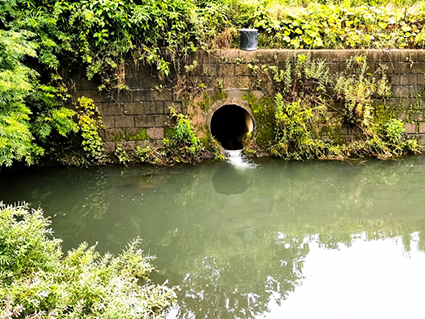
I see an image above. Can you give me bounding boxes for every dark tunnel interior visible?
[210,105,254,150]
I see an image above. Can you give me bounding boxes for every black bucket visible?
[240,29,258,51]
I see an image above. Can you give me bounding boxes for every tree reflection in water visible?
[175,235,308,319]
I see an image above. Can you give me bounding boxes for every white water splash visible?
[224,150,256,168]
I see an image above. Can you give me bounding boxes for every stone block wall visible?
[68,62,183,154]
[68,49,425,153]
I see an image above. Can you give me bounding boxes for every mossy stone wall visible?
[69,49,425,153]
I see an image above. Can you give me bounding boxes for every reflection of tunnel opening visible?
[210,105,254,150]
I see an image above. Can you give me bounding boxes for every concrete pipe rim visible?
[208,104,255,151]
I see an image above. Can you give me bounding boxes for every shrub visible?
[272,95,326,160]
[0,29,78,168]
[0,203,176,318]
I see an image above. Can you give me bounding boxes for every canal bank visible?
[66,49,425,161]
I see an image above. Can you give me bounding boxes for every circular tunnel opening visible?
[210,104,254,150]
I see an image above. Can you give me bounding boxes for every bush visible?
[0,29,78,168]
[0,203,176,318]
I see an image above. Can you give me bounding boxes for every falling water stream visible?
[224,150,256,168]
[2,156,425,318]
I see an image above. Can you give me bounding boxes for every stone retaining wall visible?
[68,49,425,153]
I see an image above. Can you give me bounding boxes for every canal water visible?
[2,156,425,318]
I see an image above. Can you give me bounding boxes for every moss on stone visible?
[245,93,275,148]
[126,128,148,141]
[113,128,125,142]
[197,92,210,111]
[197,91,228,112]
[214,91,228,102]
[164,127,177,138]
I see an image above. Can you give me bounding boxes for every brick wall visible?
[68,49,425,153]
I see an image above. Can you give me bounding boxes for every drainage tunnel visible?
[210,105,254,150]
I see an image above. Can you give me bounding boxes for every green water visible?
[2,156,425,318]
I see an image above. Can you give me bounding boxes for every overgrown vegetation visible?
[116,107,207,165]
[76,97,105,163]
[1,0,425,167]
[0,202,176,318]
[248,53,420,160]
[0,30,78,167]
[248,2,425,49]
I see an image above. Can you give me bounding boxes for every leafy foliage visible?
[0,202,176,318]
[0,29,78,167]
[139,107,205,165]
[376,118,406,144]
[116,107,205,165]
[0,30,42,167]
[243,1,425,49]
[0,26,80,168]
[249,53,421,160]
[335,56,391,128]
[1,0,234,83]
[273,96,327,160]
[76,97,105,163]
[1,0,425,166]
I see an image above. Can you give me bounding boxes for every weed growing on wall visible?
[55,97,106,166]
[335,56,391,128]
[116,107,207,165]
[334,56,419,158]
[248,53,420,160]
[272,96,328,160]
[115,143,131,165]
[268,54,343,159]
[76,97,105,164]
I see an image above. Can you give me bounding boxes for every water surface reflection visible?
[1,157,425,318]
